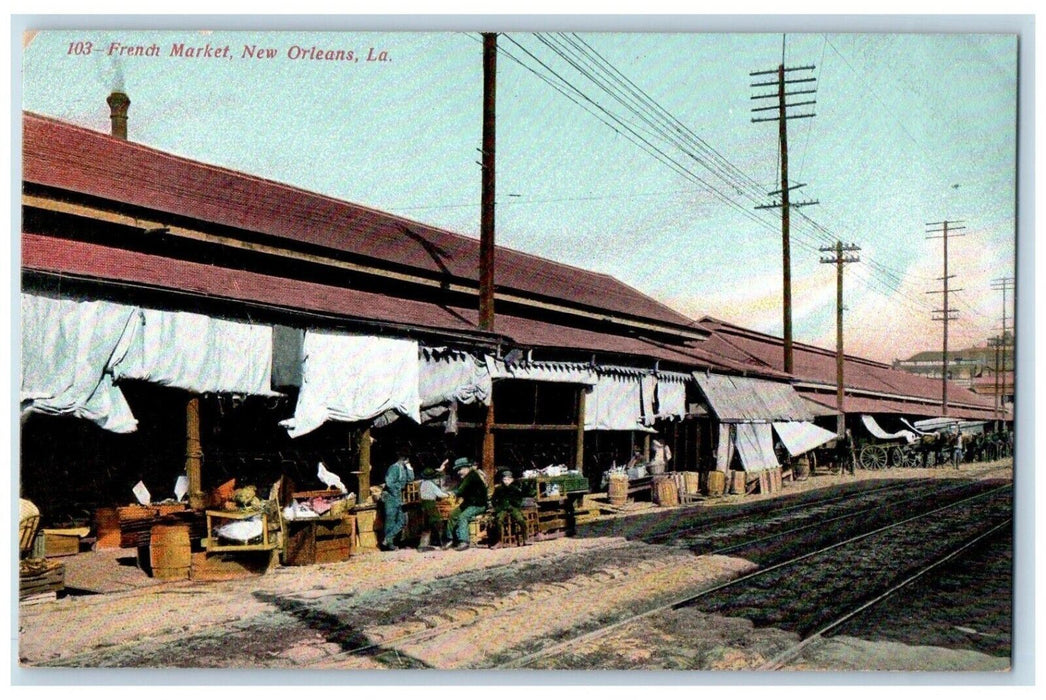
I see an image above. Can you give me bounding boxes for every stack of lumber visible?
[19,558,64,602]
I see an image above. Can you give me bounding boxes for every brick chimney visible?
[106,91,130,140]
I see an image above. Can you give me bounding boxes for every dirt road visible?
[19,461,1013,673]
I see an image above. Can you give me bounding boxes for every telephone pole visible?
[988,335,1002,426]
[479,32,498,484]
[751,59,817,375]
[820,241,860,437]
[479,31,497,332]
[926,220,966,416]
[990,276,1015,421]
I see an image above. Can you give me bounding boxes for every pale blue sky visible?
[20,28,1019,363]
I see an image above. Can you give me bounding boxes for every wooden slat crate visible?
[573,506,600,526]
[94,507,122,550]
[42,529,85,557]
[401,481,420,504]
[284,516,355,566]
[353,507,380,552]
[491,508,538,547]
[467,514,492,546]
[117,504,190,548]
[19,558,64,601]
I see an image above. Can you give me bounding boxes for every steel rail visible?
[757,517,1013,671]
[497,483,1010,669]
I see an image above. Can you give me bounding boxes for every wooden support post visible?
[357,427,371,502]
[482,400,496,486]
[643,433,651,461]
[185,396,204,511]
[575,387,587,473]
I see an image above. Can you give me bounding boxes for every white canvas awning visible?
[109,308,279,396]
[420,347,491,408]
[734,422,779,472]
[584,373,653,432]
[772,421,838,457]
[281,331,421,438]
[652,374,688,421]
[20,292,139,433]
[485,357,597,385]
[861,415,917,444]
[694,373,813,422]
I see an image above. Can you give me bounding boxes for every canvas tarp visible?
[584,373,653,432]
[20,292,139,433]
[420,348,491,408]
[733,422,779,472]
[485,357,597,385]
[109,308,279,396]
[861,415,917,443]
[772,421,838,457]
[694,373,813,422]
[653,375,688,421]
[281,331,420,438]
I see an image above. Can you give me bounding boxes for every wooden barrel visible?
[683,471,700,495]
[654,478,678,507]
[794,456,811,481]
[729,470,746,495]
[608,474,629,506]
[705,470,726,497]
[149,524,191,580]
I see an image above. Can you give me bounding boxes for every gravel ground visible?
[18,460,1013,672]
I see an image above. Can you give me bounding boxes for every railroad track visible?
[496,483,1011,669]
[756,517,1013,670]
[40,462,1012,668]
[644,460,1009,546]
[300,474,1010,667]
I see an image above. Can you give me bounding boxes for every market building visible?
[19,101,1007,573]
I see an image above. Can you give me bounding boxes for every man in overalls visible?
[381,443,414,551]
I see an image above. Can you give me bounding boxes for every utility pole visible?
[479,32,497,332]
[991,276,1015,422]
[926,220,966,416]
[479,32,498,485]
[751,59,817,375]
[989,335,1002,428]
[819,241,860,437]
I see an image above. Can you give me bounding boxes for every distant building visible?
[892,342,1013,390]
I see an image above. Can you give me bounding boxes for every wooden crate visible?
[19,558,64,600]
[401,481,420,504]
[574,506,600,526]
[117,504,190,548]
[467,515,492,546]
[94,508,122,550]
[191,550,277,581]
[42,529,86,557]
[284,516,355,566]
[353,507,381,552]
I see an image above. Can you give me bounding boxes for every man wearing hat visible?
[443,457,488,551]
[490,469,527,549]
[417,464,450,552]
[381,443,414,551]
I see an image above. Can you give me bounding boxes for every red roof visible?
[24,234,746,371]
[22,112,697,332]
[701,317,998,415]
[800,391,1004,421]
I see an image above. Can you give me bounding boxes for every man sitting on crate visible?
[381,443,414,551]
[442,457,488,551]
[490,469,527,549]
